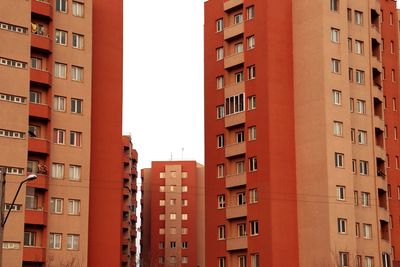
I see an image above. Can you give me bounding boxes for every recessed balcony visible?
[28,138,50,154]
[225,112,245,128]
[25,209,48,225]
[23,247,46,262]
[226,205,247,220]
[29,102,50,120]
[226,236,247,251]
[31,34,52,53]
[224,23,244,41]
[224,0,243,12]
[224,52,244,69]
[225,173,246,188]
[31,0,53,19]
[30,68,51,86]
[225,142,245,158]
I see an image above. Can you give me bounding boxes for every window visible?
[247,35,255,50]
[332,90,342,105]
[56,0,67,13]
[0,57,27,69]
[382,253,391,267]
[170,199,176,205]
[248,65,256,80]
[251,254,260,267]
[237,192,246,205]
[361,192,370,207]
[159,186,165,192]
[159,172,165,179]
[159,200,165,206]
[54,96,66,112]
[335,153,344,168]
[72,1,84,17]
[24,232,35,247]
[182,185,188,192]
[350,98,354,112]
[354,40,364,54]
[247,6,254,19]
[218,257,226,267]
[216,47,224,61]
[67,234,79,250]
[217,164,224,178]
[239,256,247,267]
[72,33,84,49]
[337,186,345,200]
[331,58,341,74]
[70,131,82,147]
[49,233,62,249]
[3,242,21,249]
[170,185,176,192]
[347,8,352,21]
[217,134,224,148]
[354,191,359,206]
[355,222,360,237]
[331,28,340,43]
[337,218,347,234]
[182,241,188,249]
[333,121,343,136]
[68,199,80,215]
[159,228,165,235]
[216,76,224,89]
[55,29,67,45]
[71,66,83,81]
[359,160,368,175]
[363,224,372,239]
[236,161,245,174]
[352,159,357,173]
[68,165,81,181]
[250,188,258,203]
[50,198,63,214]
[358,130,367,144]
[54,62,67,78]
[248,95,256,110]
[356,100,366,114]
[355,11,363,25]
[217,105,225,119]
[4,203,22,211]
[216,18,223,32]
[250,221,259,235]
[234,13,243,24]
[182,199,188,206]
[0,22,27,34]
[235,71,244,83]
[355,70,365,84]
[330,0,338,11]
[71,98,82,114]
[182,228,188,234]
[218,225,226,240]
[225,93,244,115]
[182,214,188,220]
[238,223,246,236]
[159,257,165,264]
[249,157,257,171]
[348,68,353,81]
[365,257,374,267]
[182,256,188,264]
[236,131,245,143]
[29,91,41,104]
[248,126,256,141]
[339,252,349,267]
[235,42,243,53]
[51,163,64,179]
[31,58,42,70]
[170,213,176,220]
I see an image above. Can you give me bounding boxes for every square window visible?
[50,198,63,214]
[31,58,42,70]
[69,165,81,181]
[51,163,64,179]
[234,13,243,24]
[333,121,343,136]
[54,129,66,144]
[24,232,35,247]
[55,29,67,45]
[71,98,83,114]
[72,33,84,49]
[355,70,365,84]
[70,131,82,147]
[67,234,79,250]
[72,1,84,17]
[54,96,66,112]
[56,0,67,13]
[68,199,80,215]
[71,65,83,81]
[29,91,41,104]
[54,63,67,78]
[49,233,62,249]
[235,42,243,53]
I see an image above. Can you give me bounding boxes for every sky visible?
[123,0,206,170]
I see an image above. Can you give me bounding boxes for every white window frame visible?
[54,96,66,112]
[248,126,256,141]
[55,29,67,45]
[337,186,345,200]
[72,1,84,17]
[72,33,84,49]
[56,0,67,13]
[67,234,79,250]
[250,220,259,236]
[363,223,372,239]
[68,165,81,181]
[248,95,256,110]
[333,121,343,136]
[71,98,82,114]
[216,18,223,32]
[68,199,80,215]
[337,218,347,234]
[359,160,368,175]
[358,130,367,144]
[249,157,257,172]
[331,28,340,43]
[331,58,341,74]
[54,62,67,79]
[71,65,83,81]
[247,35,255,50]
[70,131,82,147]
[249,188,258,203]
[50,198,63,214]
[335,153,344,168]
[49,233,62,249]
[216,47,224,61]
[51,163,64,179]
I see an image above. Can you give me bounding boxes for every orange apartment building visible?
[0,0,133,266]
[205,0,400,266]
[141,161,205,267]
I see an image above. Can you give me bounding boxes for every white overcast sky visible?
[123,0,206,169]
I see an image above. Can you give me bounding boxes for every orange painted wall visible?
[88,0,123,266]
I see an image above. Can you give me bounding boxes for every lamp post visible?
[0,168,37,267]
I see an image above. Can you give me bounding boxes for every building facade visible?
[0,0,125,266]
[141,161,205,267]
[204,0,399,266]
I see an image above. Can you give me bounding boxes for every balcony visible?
[225,112,245,128]
[28,138,50,154]
[225,173,246,188]
[224,52,244,69]
[27,174,49,190]
[25,209,48,225]
[226,205,247,220]
[31,0,53,19]
[224,23,244,41]
[23,247,46,262]
[226,236,247,251]
[131,168,138,177]
[131,149,138,162]
[29,103,51,120]
[224,82,245,97]
[123,187,130,196]
[225,142,245,158]
[30,68,51,86]
[122,220,129,229]
[123,153,129,164]
[373,115,384,130]
[131,213,137,222]
[31,34,52,53]
[121,254,129,263]
[224,0,243,12]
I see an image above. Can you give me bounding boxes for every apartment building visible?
[204,0,399,266]
[0,0,124,266]
[141,161,205,267]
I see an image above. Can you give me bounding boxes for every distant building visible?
[141,161,205,267]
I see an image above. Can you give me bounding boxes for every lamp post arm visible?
[2,181,24,228]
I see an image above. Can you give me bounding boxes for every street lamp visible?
[0,168,37,267]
